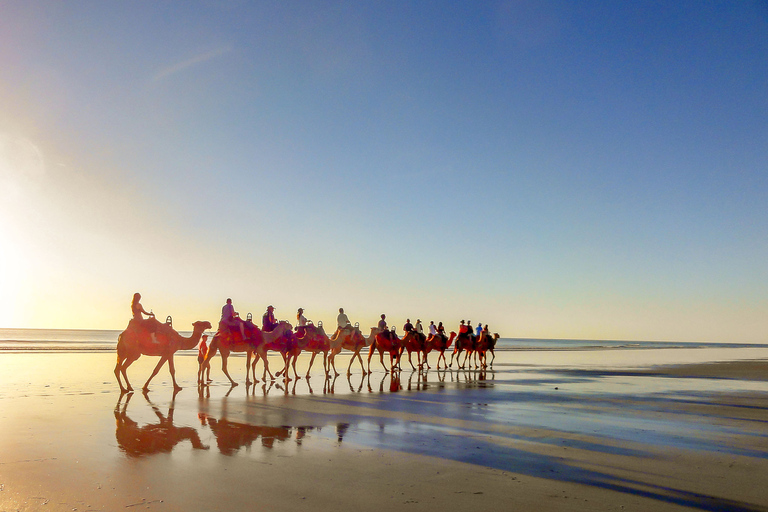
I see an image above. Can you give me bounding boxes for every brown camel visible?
[366,327,404,373]
[248,321,296,383]
[475,331,501,368]
[328,324,368,376]
[288,323,331,379]
[448,331,476,369]
[402,330,429,370]
[427,331,457,369]
[206,320,294,386]
[251,321,300,381]
[203,319,265,386]
[115,319,212,393]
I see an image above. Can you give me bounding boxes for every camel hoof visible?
[230,382,239,387]
[174,385,182,391]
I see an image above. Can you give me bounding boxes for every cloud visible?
[152,45,233,82]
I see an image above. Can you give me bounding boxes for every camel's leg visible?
[356,351,367,376]
[220,354,238,387]
[258,348,275,381]
[407,351,416,370]
[329,348,341,377]
[366,342,376,373]
[379,350,389,373]
[423,350,431,370]
[306,352,317,378]
[291,351,300,380]
[115,355,127,393]
[143,356,169,391]
[119,354,141,392]
[168,356,182,391]
[246,352,253,385]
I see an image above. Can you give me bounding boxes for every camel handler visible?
[220,298,246,340]
[332,307,353,340]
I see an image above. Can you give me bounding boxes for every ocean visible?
[1,327,765,353]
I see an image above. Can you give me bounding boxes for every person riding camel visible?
[415,319,424,335]
[458,320,469,336]
[427,321,437,341]
[378,314,392,341]
[296,308,310,336]
[476,323,483,337]
[332,307,353,340]
[220,298,246,340]
[131,293,159,344]
[262,305,277,332]
[403,319,414,333]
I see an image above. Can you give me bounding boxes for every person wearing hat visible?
[262,305,277,332]
[415,319,424,335]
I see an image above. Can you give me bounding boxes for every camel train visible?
[116,305,499,391]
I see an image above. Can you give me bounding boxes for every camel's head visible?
[193,320,213,332]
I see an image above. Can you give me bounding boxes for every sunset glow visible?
[0,2,766,342]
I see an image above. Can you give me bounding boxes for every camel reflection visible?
[114,392,208,457]
[199,413,312,454]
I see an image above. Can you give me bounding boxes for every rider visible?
[296,308,309,336]
[333,307,352,339]
[415,319,424,335]
[378,314,388,331]
[131,293,158,344]
[475,323,483,337]
[458,320,469,336]
[427,321,437,341]
[262,305,277,332]
[403,318,414,333]
[221,298,246,340]
[437,321,446,337]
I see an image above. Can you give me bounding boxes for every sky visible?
[0,1,766,342]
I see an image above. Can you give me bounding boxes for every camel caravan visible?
[115,295,500,392]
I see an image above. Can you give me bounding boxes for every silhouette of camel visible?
[115,319,212,392]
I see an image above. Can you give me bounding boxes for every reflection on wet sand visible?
[115,391,209,457]
[198,414,293,454]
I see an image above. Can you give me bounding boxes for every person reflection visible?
[114,392,208,457]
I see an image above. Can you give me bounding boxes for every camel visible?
[114,392,208,457]
[475,331,501,368]
[115,319,212,393]
[328,324,368,376]
[402,330,429,370]
[448,331,476,369]
[287,323,331,379]
[250,321,299,381]
[207,320,294,386]
[203,319,265,386]
[366,327,404,373]
[251,321,301,381]
[426,331,457,369]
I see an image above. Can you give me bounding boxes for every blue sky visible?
[0,1,766,341]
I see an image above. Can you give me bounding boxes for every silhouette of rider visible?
[221,298,246,339]
[262,305,277,332]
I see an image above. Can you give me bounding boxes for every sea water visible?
[1,328,766,353]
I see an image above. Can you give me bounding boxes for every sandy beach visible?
[1,348,768,512]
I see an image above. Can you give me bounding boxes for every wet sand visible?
[1,349,768,511]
